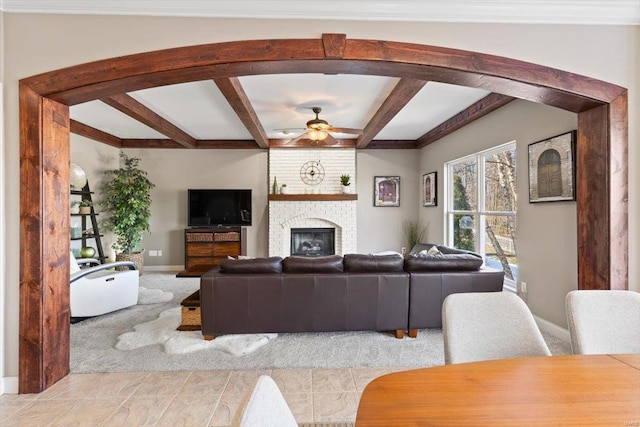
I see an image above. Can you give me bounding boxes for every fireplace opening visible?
[291,228,335,256]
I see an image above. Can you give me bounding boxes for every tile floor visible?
[0,367,410,426]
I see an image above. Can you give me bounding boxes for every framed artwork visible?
[528,130,576,203]
[374,176,400,207]
[423,172,437,207]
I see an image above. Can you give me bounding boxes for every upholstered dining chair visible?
[231,375,297,427]
[565,290,640,355]
[70,251,139,317]
[442,292,551,364]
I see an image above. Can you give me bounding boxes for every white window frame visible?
[445,141,517,291]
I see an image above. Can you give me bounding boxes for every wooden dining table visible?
[356,354,640,426]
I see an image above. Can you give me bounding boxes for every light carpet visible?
[137,286,174,304]
[70,272,571,373]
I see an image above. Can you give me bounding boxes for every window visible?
[446,142,517,290]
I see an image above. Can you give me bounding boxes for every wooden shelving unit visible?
[268,194,358,201]
[70,183,105,261]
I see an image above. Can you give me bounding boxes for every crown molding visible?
[2,0,639,25]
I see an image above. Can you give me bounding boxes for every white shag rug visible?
[137,286,174,304]
[115,306,277,356]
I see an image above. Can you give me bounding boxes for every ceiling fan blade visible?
[274,128,306,134]
[323,134,341,146]
[329,127,363,135]
[285,132,308,145]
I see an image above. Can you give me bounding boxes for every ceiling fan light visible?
[308,129,328,141]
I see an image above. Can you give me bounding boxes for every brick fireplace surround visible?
[268,148,357,257]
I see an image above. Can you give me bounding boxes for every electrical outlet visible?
[157,250,162,257]
[401,247,407,255]
[148,250,158,257]
[521,281,527,294]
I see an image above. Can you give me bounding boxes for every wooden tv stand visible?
[176,227,246,277]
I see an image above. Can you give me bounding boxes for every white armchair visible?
[70,252,139,317]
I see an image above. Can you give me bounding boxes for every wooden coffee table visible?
[177,290,201,331]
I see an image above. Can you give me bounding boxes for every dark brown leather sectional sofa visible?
[200,245,504,340]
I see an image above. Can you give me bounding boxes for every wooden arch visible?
[18,33,628,393]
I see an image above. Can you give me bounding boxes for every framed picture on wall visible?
[423,172,437,207]
[528,130,576,203]
[374,176,400,207]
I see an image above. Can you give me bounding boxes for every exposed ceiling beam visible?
[365,140,418,149]
[269,139,357,149]
[357,78,427,148]
[416,93,516,148]
[70,119,122,148]
[197,140,266,149]
[100,93,198,148]
[120,139,262,149]
[213,77,270,148]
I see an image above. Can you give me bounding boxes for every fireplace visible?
[291,228,335,256]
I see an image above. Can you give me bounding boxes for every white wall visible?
[357,150,420,254]
[0,9,5,393]
[2,14,638,378]
[126,149,270,265]
[420,100,578,327]
[81,147,411,266]
[70,135,120,260]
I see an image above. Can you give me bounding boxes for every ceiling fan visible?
[279,107,363,145]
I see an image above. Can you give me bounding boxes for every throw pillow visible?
[427,245,442,255]
[370,250,403,258]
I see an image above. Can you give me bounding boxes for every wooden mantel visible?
[269,194,357,201]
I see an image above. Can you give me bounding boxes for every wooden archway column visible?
[18,34,628,393]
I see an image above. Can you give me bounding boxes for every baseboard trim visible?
[534,315,570,342]
[144,265,184,272]
[1,376,19,395]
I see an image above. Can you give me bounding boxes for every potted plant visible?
[340,174,351,194]
[100,152,155,273]
[403,219,428,252]
[78,200,93,215]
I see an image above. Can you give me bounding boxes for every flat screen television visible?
[187,189,252,227]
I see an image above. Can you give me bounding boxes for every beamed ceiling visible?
[69,73,514,150]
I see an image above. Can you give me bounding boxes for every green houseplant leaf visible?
[403,219,428,251]
[100,152,155,254]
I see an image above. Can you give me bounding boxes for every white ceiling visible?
[14,0,638,146]
[3,1,638,25]
[69,77,490,142]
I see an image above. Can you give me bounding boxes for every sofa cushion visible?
[411,242,482,257]
[404,252,483,271]
[405,244,483,271]
[283,255,344,273]
[219,257,283,274]
[344,254,405,273]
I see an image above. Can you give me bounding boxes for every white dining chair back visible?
[231,375,297,427]
[443,292,551,364]
[566,290,640,354]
